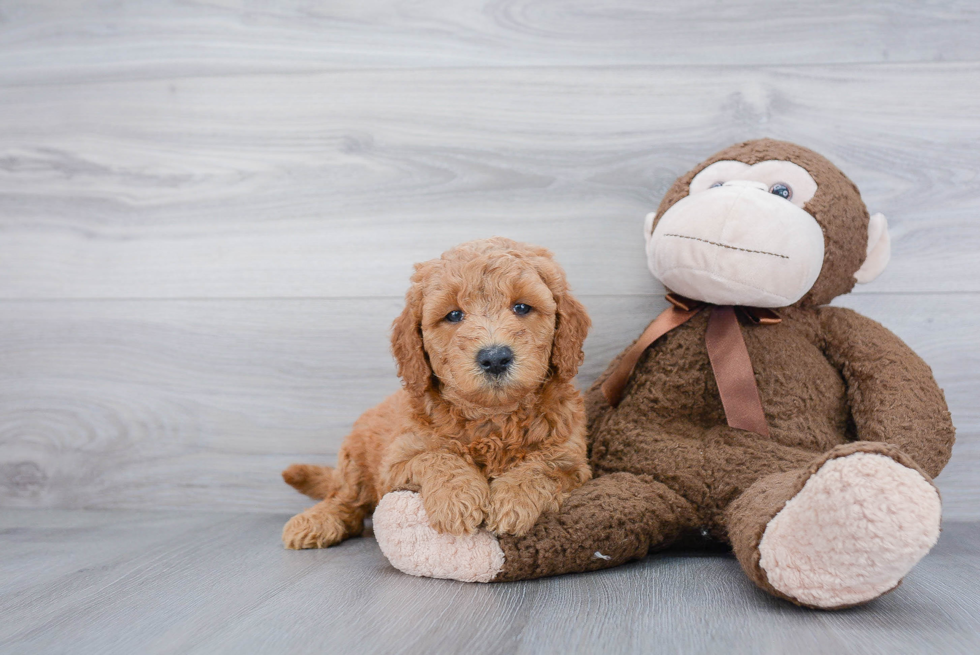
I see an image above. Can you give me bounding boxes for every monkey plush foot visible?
[374,491,505,583]
[758,452,942,608]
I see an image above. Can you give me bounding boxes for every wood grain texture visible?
[1,293,976,519]
[0,1,977,534]
[1,64,979,298]
[1,509,978,655]
[1,0,978,81]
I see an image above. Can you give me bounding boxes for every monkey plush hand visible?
[372,139,955,609]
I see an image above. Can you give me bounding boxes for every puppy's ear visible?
[391,265,434,397]
[535,257,591,383]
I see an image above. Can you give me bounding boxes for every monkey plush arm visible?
[818,306,955,478]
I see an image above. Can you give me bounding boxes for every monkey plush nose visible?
[477,345,513,377]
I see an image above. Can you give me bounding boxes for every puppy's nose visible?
[477,345,513,377]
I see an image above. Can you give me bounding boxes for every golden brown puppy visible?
[281,237,592,549]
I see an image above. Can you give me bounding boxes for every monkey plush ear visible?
[854,213,891,284]
[644,212,657,242]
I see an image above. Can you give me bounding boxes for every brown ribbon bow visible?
[600,293,781,437]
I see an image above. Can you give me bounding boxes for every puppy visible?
[282,237,592,549]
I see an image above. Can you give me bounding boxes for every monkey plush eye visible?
[512,303,532,316]
[769,183,792,200]
[445,310,464,323]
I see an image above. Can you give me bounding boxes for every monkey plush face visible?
[644,139,891,308]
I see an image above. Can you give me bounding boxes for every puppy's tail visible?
[282,463,337,500]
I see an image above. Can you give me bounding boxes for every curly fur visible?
[282,237,592,549]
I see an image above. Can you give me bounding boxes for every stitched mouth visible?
[663,233,789,260]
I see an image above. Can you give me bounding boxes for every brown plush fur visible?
[282,237,592,549]
[479,140,955,607]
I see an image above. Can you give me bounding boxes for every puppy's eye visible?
[445,310,464,323]
[512,303,532,316]
[769,183,792,200]
[709,182,725,189]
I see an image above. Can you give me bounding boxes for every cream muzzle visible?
[646,181,826,308]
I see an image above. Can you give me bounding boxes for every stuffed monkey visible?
[372,139,955,609]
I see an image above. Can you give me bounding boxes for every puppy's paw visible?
[485,478,557,537]
[422,478,490,536]
[282,510,346,549]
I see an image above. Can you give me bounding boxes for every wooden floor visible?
[1,509,978,655]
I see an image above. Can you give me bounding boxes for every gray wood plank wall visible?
[1,1,978,518]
